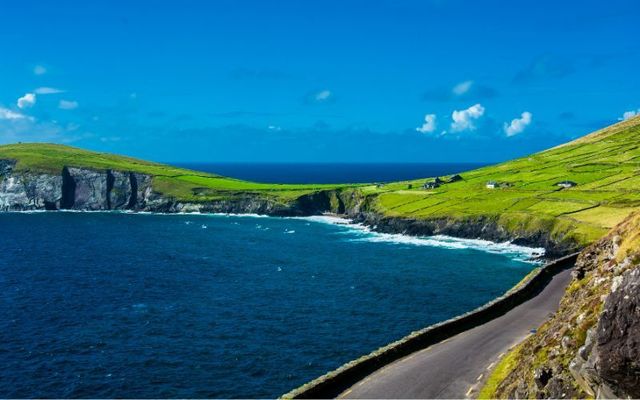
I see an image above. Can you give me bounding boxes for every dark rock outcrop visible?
[493,212,640,399]
[107,170,131,209]
[63,167,109,210]
[592,268,640,398]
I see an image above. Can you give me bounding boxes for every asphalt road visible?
[340,268,573,399]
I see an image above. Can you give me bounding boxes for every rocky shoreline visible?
[0,162,579,258]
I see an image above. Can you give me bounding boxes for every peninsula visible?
[1,116,640,398]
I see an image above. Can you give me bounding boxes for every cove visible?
[0,212,540,398]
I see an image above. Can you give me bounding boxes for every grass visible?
[477,342,525,399]
[1,115,639,244]
[363,115,640,245]
[0,143,355,204]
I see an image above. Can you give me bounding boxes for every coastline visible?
[280,252,579,399]
[4,209,548,262]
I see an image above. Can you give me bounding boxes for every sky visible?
[0,0,638,163]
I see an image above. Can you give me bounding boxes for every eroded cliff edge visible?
[487,212,640,399]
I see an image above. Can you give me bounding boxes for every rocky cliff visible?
[0,159,361,215]
[0,160,161,212]
[490,212,640,399]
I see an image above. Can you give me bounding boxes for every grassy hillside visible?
[359,115,640,245]
[0,143,351,203]
[1,115,639,246]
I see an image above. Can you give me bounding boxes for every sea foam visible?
[294,215,545,262]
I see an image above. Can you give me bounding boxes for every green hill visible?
[0,142,352,203]
[1,115,639,247]
[361,115,640,246]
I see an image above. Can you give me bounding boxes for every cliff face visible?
[0,159,351,215]
[0,160,159,212]
[491,212,640,399]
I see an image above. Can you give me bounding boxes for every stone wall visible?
[282,253,578,399]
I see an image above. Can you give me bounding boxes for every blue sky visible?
[0,0,638,162]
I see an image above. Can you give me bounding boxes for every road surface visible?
[340,268,573,399]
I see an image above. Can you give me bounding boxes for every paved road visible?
[340,268,573,399]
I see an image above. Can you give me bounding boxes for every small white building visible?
[557,180,577,188]
[486,181,498,189]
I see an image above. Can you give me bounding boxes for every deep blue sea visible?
[0,212,542,398]
[173,162,488,184]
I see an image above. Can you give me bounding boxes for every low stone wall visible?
[282,252,579,399]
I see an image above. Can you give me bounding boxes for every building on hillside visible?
[434,177,444,184]
[557,180,577,188]
[423,181,440,189]
[449,174,463,183]
[486,181,498,189]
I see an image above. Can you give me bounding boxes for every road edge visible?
[281,252,579,399]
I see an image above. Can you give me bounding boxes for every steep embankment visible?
[481,212,640,399]
[1,116,639,257]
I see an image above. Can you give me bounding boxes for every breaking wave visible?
[295,215,545,262]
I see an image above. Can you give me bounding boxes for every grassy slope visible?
[0,115,639,245]
[0,143,352,203]
[480,211,640,398]
[360,115,640,245]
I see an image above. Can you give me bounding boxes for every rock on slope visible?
[492,212,640,398]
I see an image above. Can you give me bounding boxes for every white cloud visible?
[503,111,533,136]
[416,114,437,133]
[315,90,332,101]
[0,107,28,120]
[450,103,485,132]
[267,125,282,131]
[17,93,36,109]
[33,65,47,75]
[58,100,79,110]
[452,80,473,96]
[34,87,64,94]
[620,109,640,121]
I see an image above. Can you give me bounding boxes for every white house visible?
[557,180,577,188]
[486,181,498,189]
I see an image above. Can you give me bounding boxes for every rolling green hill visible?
[360,115,640,245]
[0,143,352,203]
[1,115,639,247]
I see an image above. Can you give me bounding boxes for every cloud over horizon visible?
[416,114,437,133]
[0,107,28,120]
[620,109,640,121]
[504,111,533,136]
[59,100,79,110]
[17,93,36,109]
[423,80,497,102]
[450,104,485,132]
[34,87,64,94]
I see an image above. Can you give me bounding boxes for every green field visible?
[0,142,353,203]
[1,115,639,246]
[359,115,640,245]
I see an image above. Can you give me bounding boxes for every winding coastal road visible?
[339,268,573,399]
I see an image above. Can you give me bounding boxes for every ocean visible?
[0,212,542,398]
[172,162,488,184]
